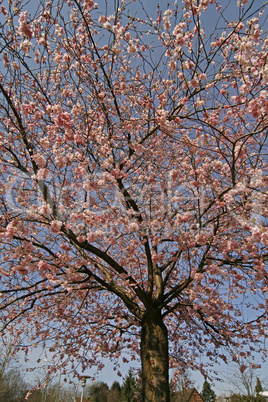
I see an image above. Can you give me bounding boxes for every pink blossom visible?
[5,224,15,239]
[193,272,204,281]
[1,6,7,16]
[251,227,261,242]
[195,232,208,245]
[55,155,66,168]
[128,221,139,232]
[163,16,171,31]
[38,261,50,271]
[151,220,161,230]
[125,32,131,41]
[237,0,249,7]
[18,11,32,39]
[103,21,111,30]
[32,153,47,168]
[37,35,46,46]
[191,78,199,88]
[50,220,62,233]
[20,39,31,52]
[127,42,137,54]
[239,364,247,373]
[38,203,52,216]
[36,168,49,180]
[261,232,268,246]
[98,15,107,24]
[83,0,94,11]
[87,232,96,242]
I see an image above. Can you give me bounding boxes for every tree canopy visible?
[0,0,268,400]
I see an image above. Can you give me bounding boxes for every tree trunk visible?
[141,309,170,402]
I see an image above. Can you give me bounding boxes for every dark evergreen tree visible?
[120,370,141,402]
[255,378,263,395]
[111,381,121,393]
[88,381,109,402]
[107,381,121,401]
[201,380,216,402]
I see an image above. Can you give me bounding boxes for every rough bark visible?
[141,309,170,402]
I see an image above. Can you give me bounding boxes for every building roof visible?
[174,387,204,402]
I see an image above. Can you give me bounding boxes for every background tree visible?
[255,378,263,396]
[201,380,216,402]
[0,340,28,402]
[223,356,267,402]
[0,343,78,402]
[0,368,28,402]
[228,394,266,402]
[0,0,268,401]
[120,369,141,402]
[108,381,121,402]
[88,381,109,402]
[25,382,79,402]
[170,369,195,402]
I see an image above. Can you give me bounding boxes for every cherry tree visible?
[0,0,268,400]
